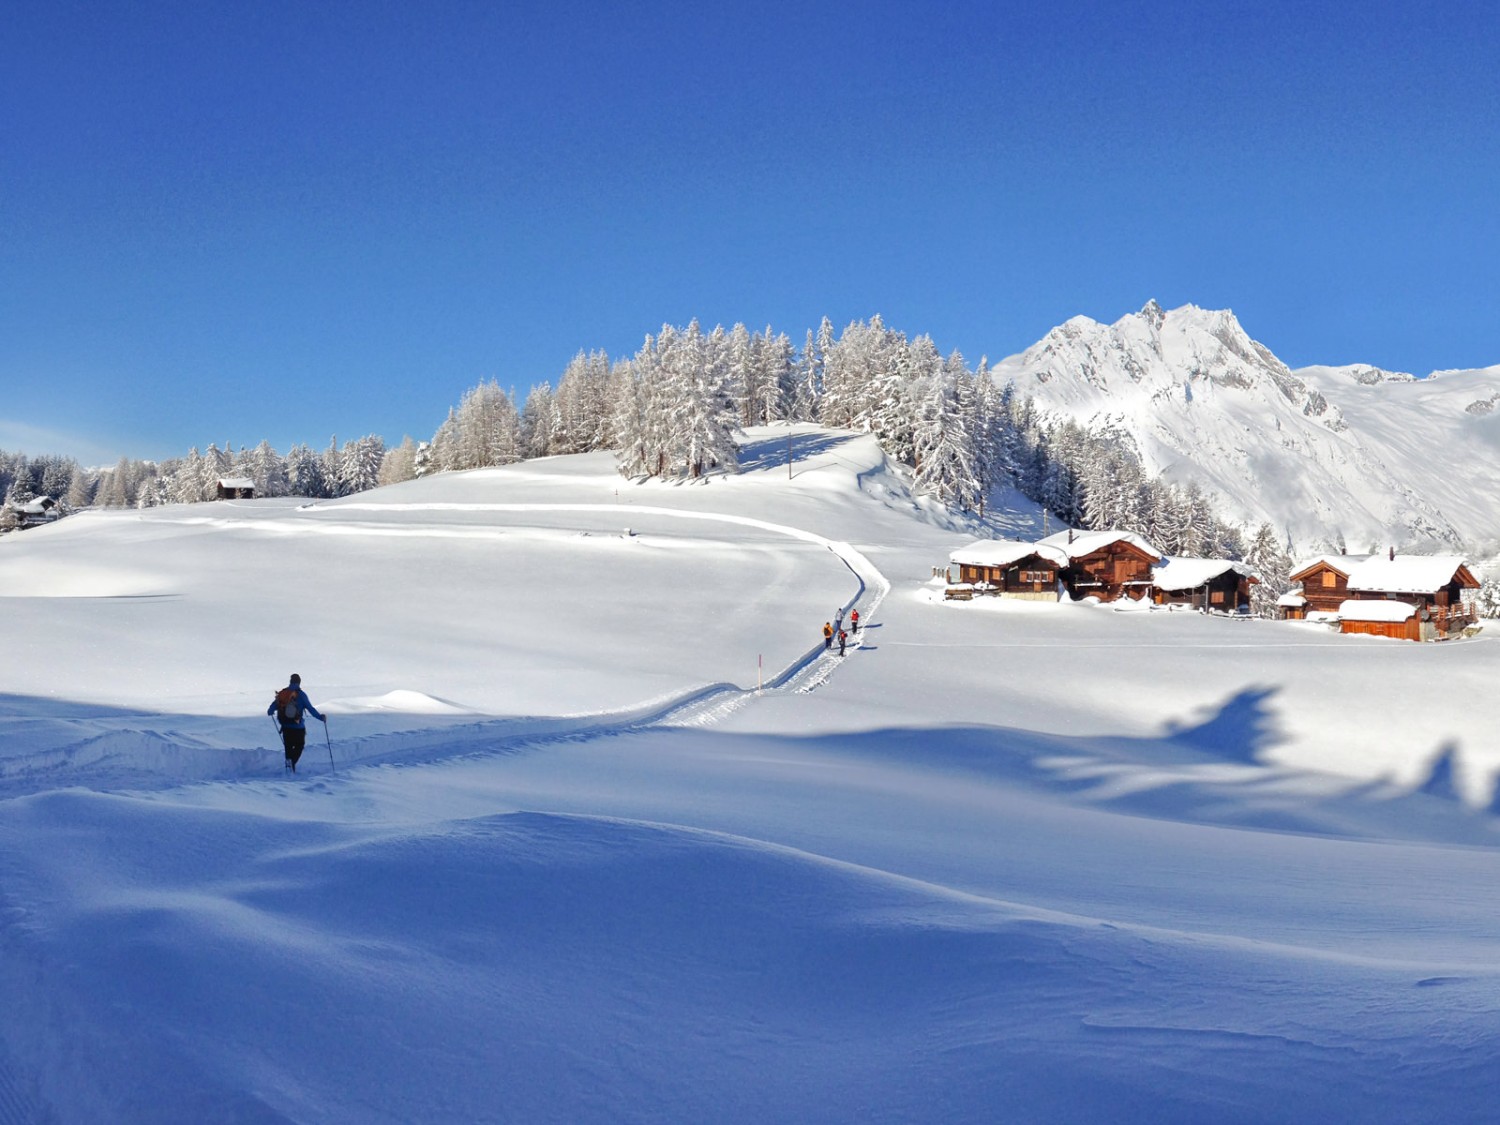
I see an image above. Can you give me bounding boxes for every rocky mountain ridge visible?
[993,302,1500,558]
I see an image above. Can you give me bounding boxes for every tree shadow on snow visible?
[1162,686,1284,764]
[736,431,860,474]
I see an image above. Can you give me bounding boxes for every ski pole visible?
[324,717,336,773]
[271,716,288,770]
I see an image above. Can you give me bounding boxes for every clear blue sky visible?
[4,0,1498,463]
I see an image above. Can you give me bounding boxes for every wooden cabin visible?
[16,496,60,528]
[1038,530,1163,602]
[1343,553,1478,639]
[1286,555,1368,615]
[1290,551,1479,640]
[1150,557,1257,612]
[948,540,1066,601]
[216,477,256,500]
[1337,599,1424,641]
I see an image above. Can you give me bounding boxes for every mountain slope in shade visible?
[993,301,1500,556]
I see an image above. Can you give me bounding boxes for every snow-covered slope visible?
[995,301,1500,553]
[3,426,1500,1124]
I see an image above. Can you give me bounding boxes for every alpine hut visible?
[1038,529,1164,602]
[1149,556,1258,613]
[948,540,1068,601]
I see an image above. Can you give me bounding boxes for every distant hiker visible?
[268,673,326,772]
[834,608,844,634]
[850,609,860,632]
[838,629,848,656]
[823,622,834,650]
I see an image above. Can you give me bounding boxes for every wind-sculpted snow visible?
[2,429,1499,1123]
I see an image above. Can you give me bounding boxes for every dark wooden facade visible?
[1152,569,1254,611]
[216,478,256,500]
[954,554,1061,598]
[1060,541,1160,601]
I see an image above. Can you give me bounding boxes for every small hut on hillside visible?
[216,477,256,500]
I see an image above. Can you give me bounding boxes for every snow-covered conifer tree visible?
[521,383,557,459]
[378,437,419,486]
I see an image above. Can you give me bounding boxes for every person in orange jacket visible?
[822,621,834,650]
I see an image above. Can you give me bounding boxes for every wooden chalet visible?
[1284,554,1367,618]
[1038,529,1163,602]
[216,477,256,500]
[1288,551,1479,641]
[16,496,60,528]
[1150,557,1257,612]
[947,540,1067,601]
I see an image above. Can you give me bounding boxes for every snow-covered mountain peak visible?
[1006,303,1340,430]
[989,302,1500,551]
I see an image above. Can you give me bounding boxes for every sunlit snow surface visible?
[2,427,1499,1124]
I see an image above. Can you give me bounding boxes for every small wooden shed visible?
[1337,598,1422,641]
[216,477,256,500]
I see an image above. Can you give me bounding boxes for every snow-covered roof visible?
[1338,598,1417,623]
[1344,555,1472,594]
[218,477,256,490]
[949,539,1068,568]
[1289,554,1369,579]
[1036,529,1162,562]
[1277,593,1307,607]
[19,496,56,514]
[1150,556,1256,592]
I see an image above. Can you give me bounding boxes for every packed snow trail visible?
[0,508,891,792]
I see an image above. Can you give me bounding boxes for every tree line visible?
[4,314,1301,607]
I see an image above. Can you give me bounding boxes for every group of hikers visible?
[822,606,861,656]
[273,609,870,776]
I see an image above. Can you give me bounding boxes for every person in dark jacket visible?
[838,629,848,656]
[268,673,326,772]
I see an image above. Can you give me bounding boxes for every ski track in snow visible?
[0,506,892,794]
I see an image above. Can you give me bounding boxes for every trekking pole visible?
[324,718,336,774]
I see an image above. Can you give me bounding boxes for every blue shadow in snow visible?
[1163,686,1283,764]
[737,431,860,474]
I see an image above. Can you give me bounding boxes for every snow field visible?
[2,428,1499,1123]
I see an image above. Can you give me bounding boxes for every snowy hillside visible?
[995,301,1500,554]
[3,426,1500,1123]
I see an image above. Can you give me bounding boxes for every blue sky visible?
[4,1,1498,464]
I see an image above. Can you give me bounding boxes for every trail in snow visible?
[0,508,893,793]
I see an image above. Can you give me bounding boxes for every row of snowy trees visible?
[3,314,1309,617]
[77,436,396,511]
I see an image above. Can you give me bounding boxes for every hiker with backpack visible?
[268,673,325,772]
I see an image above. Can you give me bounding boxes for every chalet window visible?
[1211,591,1225,604]
[1321,572,1336,588]
[1020,570,1050,583]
